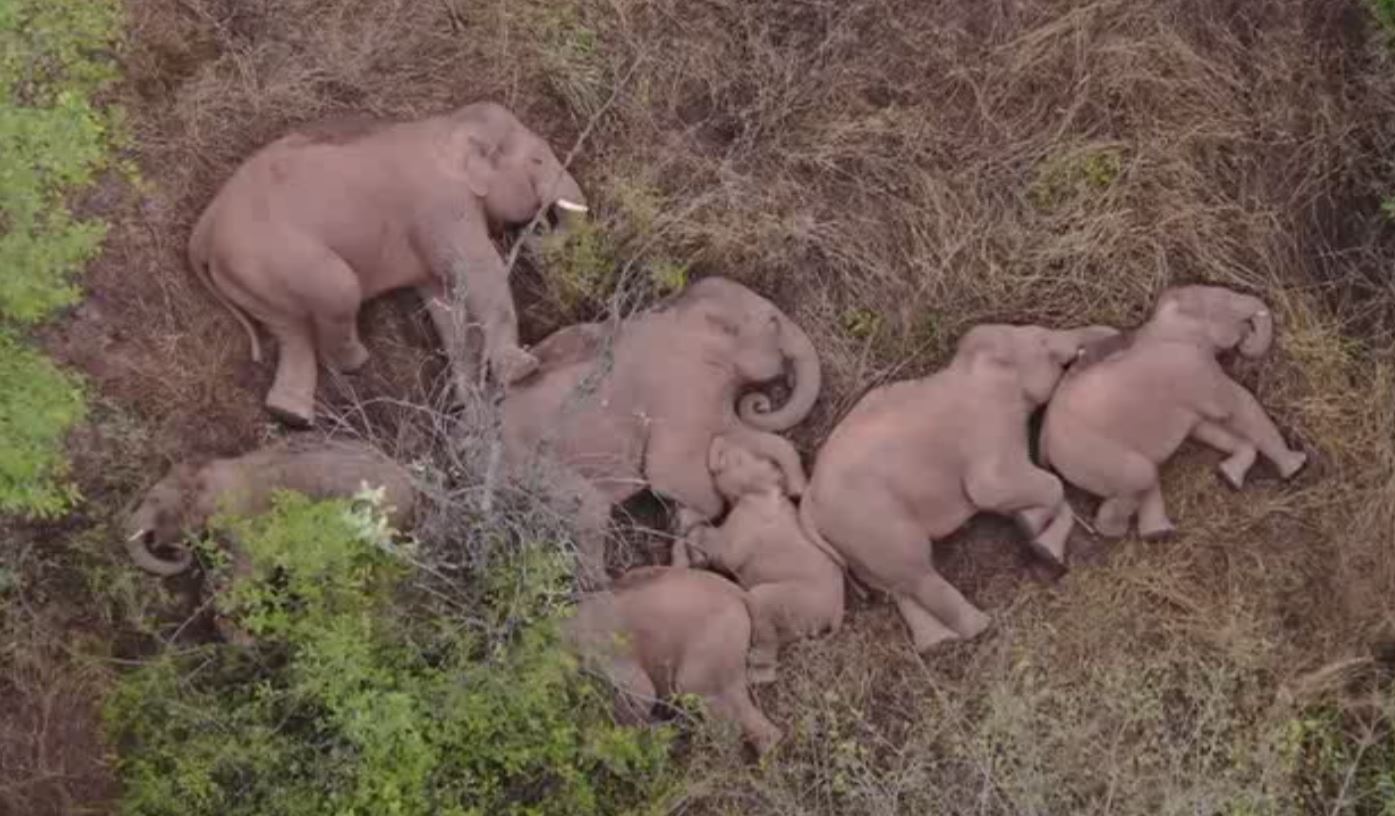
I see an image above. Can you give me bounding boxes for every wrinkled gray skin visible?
[123,438,416,576]
[799,324,1119,653]
[502,277,821,585]
[190,101,588,427]
[1041,285,1307,539]
[565,566,782,756]
[680,433,844,684]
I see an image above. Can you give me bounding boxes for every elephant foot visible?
[748,662,777,686]
[955,606,992,641]
[1026,538,1069,580]
[327,340,371,373]
[1275,450,1309,481]
[1218,459,1247,490]
[493,345,540,385]
[265,390,314,428]
[1139,522,1177,542]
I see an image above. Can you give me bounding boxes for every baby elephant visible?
[124,438,417,575]
[799,323,1119,652]
[566,567,782,756]
[681,434,845,684]
[1042,285,1307,539]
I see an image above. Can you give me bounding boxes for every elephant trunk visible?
[737,311,822,432]
[1234,294,1273,358]
[123,508,194,576]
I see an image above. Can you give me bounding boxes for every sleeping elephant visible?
[1041,285,1307,539]
[123,438,417,576]
[190,102,589,427]
[565,566,783,756]
[798,323,1119,652]
[502,277,820,584]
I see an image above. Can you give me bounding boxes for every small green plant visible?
[840,307,882,341]
[1028,148,1124,210]
[1280,696,1395,813]
[104,493,674,816]
[1372,0,1395,35]
[1381,197,1395,223]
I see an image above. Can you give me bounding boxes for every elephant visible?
[189,101,589,427]
[501,276,821,584]
[124,438,417,576]
[798,323,1120,652]
[565,566,783,756]
[680,433,845,684]
[1040,285,1308,539]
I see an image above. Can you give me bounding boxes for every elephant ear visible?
[461,133,499,198]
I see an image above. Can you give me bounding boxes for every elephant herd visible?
[124,103,1309,755]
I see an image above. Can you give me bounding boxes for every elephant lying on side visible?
[682,434,844,683]
[565,566,783,756]
[191,101,589,427]
[124,438,417,576]
[502,277,821,584]
[799,323,1119,652]
[1041,285,1307,539]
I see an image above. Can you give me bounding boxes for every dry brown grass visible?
[8,0,1395,812]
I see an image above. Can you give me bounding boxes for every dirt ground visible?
[6,0,1395,813]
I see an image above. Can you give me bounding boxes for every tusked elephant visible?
[798,323,1119,652]
[682,433,845,684]
[1041,285,1307,539]
[501,277,820,584]
[190,102,588,427]
[124,438,416,576]
[565,566,783,756]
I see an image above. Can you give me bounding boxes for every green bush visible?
[0,331,85,516]
[104,493,675,816]
[0,0,123,516]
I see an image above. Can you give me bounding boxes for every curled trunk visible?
[123,525,194,576]
[1234,294,1273,358]
[738,311,822,432]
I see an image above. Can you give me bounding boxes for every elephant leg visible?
[745,584,790,685]
[305,258,368,373]
[1219,380,1307,480]
[907,568,990,641]
[540,464,615,588]
[421,281,484,403]
[1136,482,1176,541]
[1095,495,1141,538]
[965,460,1069,563]
[893,593,961,652]
[647,435,725,526]
[1190,420,1257,489]
[606,655,658,726]
[709,683,783,757]
[265,324,318,427]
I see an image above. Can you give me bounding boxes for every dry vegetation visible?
[5,0,1395,813]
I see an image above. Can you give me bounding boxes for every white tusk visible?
[128,528,151,542]
[555,199,589,214]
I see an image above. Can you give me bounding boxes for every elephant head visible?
[709,432,809,499]
[681,278,822,432]
[957,323,1122,404]
[453,102,589,229]
[1151,285,1272,358]
[123,464,198,576]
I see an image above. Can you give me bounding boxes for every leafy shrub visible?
[0,331,85,516]
[104,493,674,816]
[0,0,123,516]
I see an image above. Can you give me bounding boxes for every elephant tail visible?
[797,493,848,571]
[188,212,263,363]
